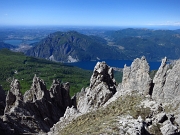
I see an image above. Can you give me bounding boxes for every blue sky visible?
[0,0,180,27]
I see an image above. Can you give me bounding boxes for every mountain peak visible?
[25,31,124,62]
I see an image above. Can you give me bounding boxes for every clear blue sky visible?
[0,0,180,27]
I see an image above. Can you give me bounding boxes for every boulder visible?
[155,112,168,123]
[118,115,150,135]
[160,120,178,135]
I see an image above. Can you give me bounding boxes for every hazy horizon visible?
[0,24,180,31]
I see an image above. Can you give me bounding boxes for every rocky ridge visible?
[0,75,73,134]
[49,57,180,135]
[1,56,180,134]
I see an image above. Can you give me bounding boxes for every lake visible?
[67,60,161,71]
[3,39,40,46]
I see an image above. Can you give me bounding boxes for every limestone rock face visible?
[0,75,72,134]
[121,56,152,95]
[2,78,40,134]
[77,61,116,113]
[4,79,22,113]
[152,57,180,102]
[151,58,180,128]
[23,75,50,102]
[162,60,180,101]
[152,57,169,100]
[49,62,117,134]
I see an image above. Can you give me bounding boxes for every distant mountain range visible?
[25,31,125,62]
[104,28,180,60]
[3,28,179,62]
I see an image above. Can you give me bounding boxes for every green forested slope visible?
[25,31,126,62]
[0,42,16,49]
[105,28,180,60]
[0,49,92,96]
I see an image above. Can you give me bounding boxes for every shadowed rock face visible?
[77,61,117,113]
[0,75,72,134]
[0,85,5,115]
[121,56,152,95]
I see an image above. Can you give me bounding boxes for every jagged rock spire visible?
[121,56,152,95]
[49,80,72,111]
[1,75,73,134]
[90,61,116,92]
[77,61,117,113]
[24,74,51,102]
[152,57,180,102]
[152,57,169,100]
[4,79,22,113]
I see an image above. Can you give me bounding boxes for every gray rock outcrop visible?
[77,61,116,113]
[151,57,180,132]
[4,79,22,114]
[2,78,41,134]
[152,57,169,101]
[152,57,180,102]
[161,60,180,101]
[118,115,150,135]
[121,56,152,95]
[160,120,178,135]
[0,75,73,134]
[48,61,117,135]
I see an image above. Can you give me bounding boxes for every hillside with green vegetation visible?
[25,31,126,62]
[104,28,180,60]
[0,42,16,49]
[0,49,92,96]
[25,29,180,62]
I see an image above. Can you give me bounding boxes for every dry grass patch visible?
[59,94,151,135]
